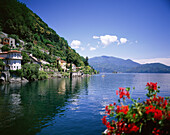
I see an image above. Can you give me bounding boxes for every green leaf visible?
[159,121,162,125]
[139,123,143,133]
[126,87,130,91]
[118,99,120,103]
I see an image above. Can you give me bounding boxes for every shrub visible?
[38,71,48,80]
[22,63,40,81]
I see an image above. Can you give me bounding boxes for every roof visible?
[47,44,54,47]
[0,57,5,59]
[60,60,66,63]
[8,50,21,53]
[0,52,8,54]
[29,54,39,62]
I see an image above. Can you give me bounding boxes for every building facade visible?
[0,50,22,70]
[2,37,16,48]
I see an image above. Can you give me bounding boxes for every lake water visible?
[0,73,170,135]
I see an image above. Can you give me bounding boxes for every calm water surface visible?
[0,73,170,135]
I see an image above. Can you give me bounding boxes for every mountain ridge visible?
[89,56,170,73]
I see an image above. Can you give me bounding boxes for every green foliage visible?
[38,71,48,80]
[0,59,5,71]
[25,42,33,50]
[9,69,23,77]
[1,45,10,52]
[0,0,93,70]
[62,72,70,77]
[84,56,89,66]
[22,63,40,81]
[21,51,30,65]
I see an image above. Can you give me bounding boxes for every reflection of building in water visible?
[0,84,23,129]
[57,77,88,95]
[58,79,66,94]
[36,80,49,96]
[0,83,27,94]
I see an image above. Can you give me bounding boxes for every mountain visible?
[0,0,86,67]
[89,56,140,73]
[126,63,170,73]
[89,56,170,73]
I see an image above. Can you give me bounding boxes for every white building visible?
[2,37,16,48]
[0,50,22,70]
[67,63,77,72]
[60,60,67,72]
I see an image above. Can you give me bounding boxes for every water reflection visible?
[0,77,90,135]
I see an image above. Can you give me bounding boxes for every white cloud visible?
[93,36,99,39]
[100,35,118,45]
[120,38,128,44]
[90,47,96,51]
[93,34,131,46]
[71,40,81,49]
[80,47,85,51]
[133,58,170,66]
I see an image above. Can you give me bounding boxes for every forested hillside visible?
[0,0,85,66]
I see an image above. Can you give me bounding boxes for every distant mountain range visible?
[89,56,170,73]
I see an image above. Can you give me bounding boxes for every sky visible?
[19,0,170,65]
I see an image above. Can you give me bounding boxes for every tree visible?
[25,42,33,50]
[1,45,10,52]
[21,51,30,65]
[84,56,89,66]
[22,63,40,81]
[0,59,5,71]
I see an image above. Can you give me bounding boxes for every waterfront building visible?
[0,50,22,70]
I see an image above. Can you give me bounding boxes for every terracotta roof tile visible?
[0,57,5,59]
[0,52,8,54]
[60,60,66,63]
[8,50,21,53]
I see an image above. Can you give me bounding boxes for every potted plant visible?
[102,82,170,135]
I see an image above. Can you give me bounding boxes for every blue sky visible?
[20,0,170,65]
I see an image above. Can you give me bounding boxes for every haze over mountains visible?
[89,56,170,73]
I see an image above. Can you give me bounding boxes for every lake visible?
[0,73,170,135]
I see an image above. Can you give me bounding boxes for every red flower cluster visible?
[152,128,163,135]
[146,82,157,91]
[102,82,169,135]
[116,105,129,115]
[146,96,168,109]
[116,87,130,99]
[145,105,163,120]
[115,121,139,134]
[105,104,115,115]
[102,116,107,125]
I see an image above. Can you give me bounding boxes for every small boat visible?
[102,75,105,77]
